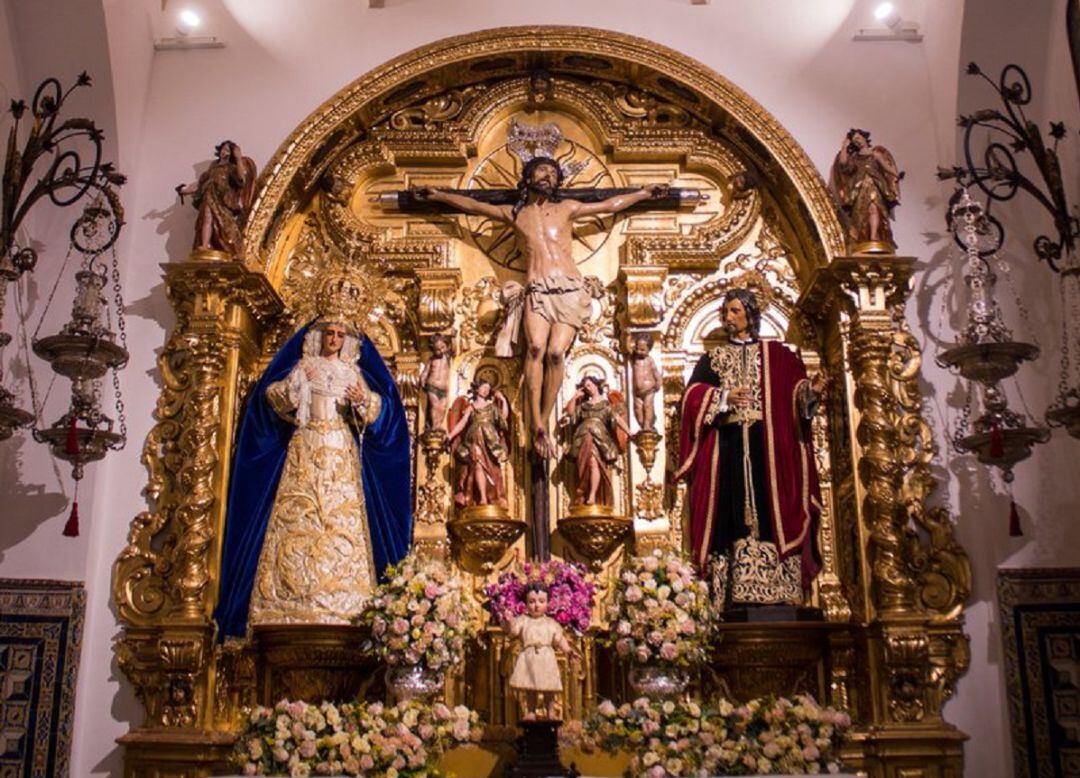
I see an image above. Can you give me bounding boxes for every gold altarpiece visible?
[112,27,971,778]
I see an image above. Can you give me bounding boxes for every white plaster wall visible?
[935,3,1080,776]
[1,1,1078,776]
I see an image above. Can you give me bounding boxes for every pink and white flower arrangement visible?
[235,698,483,777]
[565,694,850,777]
[356,554,478,671]
[603,549,715,668]
[482,560,595,634]
[729,695,851,775]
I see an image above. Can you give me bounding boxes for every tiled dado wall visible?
[0,579,85,778]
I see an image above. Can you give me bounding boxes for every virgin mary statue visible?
[214,276,412,639]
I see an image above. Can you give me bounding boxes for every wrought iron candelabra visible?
[937,62,1077,271]
[938,61,1080,451]
[0,73,125,442]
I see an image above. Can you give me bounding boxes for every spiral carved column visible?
[802,256,970,776]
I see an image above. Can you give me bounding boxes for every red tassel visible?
[989,423,1004,459]
[65,415,80,456]
[1008,500,1022,537]
[63,501,80,537]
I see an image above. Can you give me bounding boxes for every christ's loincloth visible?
[424,383,447,399]
[525,272,592,329]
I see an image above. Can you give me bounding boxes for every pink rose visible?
[635,646,651,663]
[625,586,643,603]
[360,755,375,770]
[660,642,678,661]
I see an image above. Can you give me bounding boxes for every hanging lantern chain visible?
[1060,280,1072,402]
[108,242,127,444]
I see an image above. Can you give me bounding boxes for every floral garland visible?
[601,549,716,667]
[563,695,850,777]
[355,554,478,671]
[482,560,595,634]
[236,698,483,777]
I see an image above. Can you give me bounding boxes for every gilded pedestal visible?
[252,624,380,705]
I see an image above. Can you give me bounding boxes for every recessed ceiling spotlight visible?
[176,9,202,36]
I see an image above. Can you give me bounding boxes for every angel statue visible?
[828,128,901,252]
[563,374,631,507]
[447,374,511,509]
[213,274,412,639]
[176,139,258,256]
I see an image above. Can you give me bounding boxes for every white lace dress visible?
[248,354,381,627]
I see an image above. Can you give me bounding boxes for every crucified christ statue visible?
[413,157,669,458]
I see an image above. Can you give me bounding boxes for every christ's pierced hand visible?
[410,185,435,201]
[644,183,670,199]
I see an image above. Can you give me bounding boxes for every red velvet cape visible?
[675,340,822,584]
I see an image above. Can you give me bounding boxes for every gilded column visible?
[813,256,918,615]
[113,248,282,774]
[803,256,970,776]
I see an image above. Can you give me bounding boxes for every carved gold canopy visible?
[112,25,971,778]
[245,26,844,278]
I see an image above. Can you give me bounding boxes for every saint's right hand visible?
[728,387,751,407]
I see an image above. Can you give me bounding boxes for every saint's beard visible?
[724,320,752,340]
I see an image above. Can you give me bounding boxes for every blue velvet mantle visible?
[213,324,412,640]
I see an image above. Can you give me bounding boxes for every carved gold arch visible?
[241,26,845,281]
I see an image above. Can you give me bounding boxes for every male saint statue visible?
[675,288,827,608]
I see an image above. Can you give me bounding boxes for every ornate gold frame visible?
[112,26,971,778]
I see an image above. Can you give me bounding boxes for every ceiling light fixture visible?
[874,2,900,26]
[154,8,223,51]
[855,2,922,42]
[176,9,202,36]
